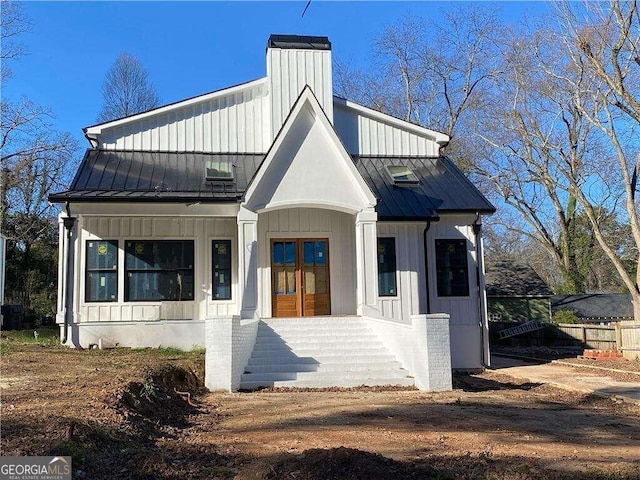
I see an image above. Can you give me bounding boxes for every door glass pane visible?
[285,242,296,265]
[315,241,326,265]
[286,268,296,294]
[273,242,284,266]
[275,269,286,294]
[304,269,316,294]
[303,242,314,266]
[316,268,327,294]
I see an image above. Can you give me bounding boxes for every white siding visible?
[427,214,483,369]
[257,208,356,317]
[267,47,333,139]
[377,223,428,323]
[97,82,269,153]
[76,216,238,323]
[333,102,440,156]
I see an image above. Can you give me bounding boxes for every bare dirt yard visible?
[1,329,639,480]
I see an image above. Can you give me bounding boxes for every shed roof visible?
[354,156,495,220]
[49,150,262,203]
[551,294,634,320]
[50,150,495,219]
[486,261,553,297]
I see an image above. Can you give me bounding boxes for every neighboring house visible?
[485,261,553,324]
[552,294,633,324]
[49,35,495,391]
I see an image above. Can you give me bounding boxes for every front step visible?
[239,316,413,390]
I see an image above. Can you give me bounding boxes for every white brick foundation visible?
[205,316,259,391]
[365,314,452,391]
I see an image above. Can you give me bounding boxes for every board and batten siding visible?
[257,208,356,318]
[267,47,333,138]
[376,223,428,323]
[333,103,440,157]
[97,81,270,153]
[76,216,238,324]
[427,214,484,369]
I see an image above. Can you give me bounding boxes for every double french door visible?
[271,239,330,317]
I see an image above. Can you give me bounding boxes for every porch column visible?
[355,208,378,316]
[238,207,259,319]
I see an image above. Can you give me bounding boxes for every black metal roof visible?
[49,150,263,203]
[50,150,495,218]
[353,156,495,220]
[551,294,634,320]
[267,34,331,51]
[486,261,553,297]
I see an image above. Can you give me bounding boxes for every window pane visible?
[86,271,117,302]
[315,241,326,265]
[125,240,194,301]
[304,269,316,294]
[377,238,397,296]
[435,239,469,297]
[87,240,118,270]
[273,242,284,265]
[212,240,231,300]
[303,242,314,266]
[285,242,296,265]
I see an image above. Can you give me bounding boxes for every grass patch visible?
[1,326,60,354]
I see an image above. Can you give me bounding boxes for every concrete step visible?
[240,376,415,390]
[241,368,412,382]
[250,340,385,352]
[248,346,392,358]
[246,354,399,365]
[244,361,404,374]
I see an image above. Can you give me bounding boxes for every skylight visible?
[385,165,419,185]
[205,159,234,182]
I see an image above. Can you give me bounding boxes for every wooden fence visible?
[490,321,640,358]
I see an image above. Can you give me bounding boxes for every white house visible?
[50,35,495,391]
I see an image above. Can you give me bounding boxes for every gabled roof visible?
[243,86,376,214]
[552,294,634,319]
[333,96,450,145]
[83,77,267,137]
[486,261,553,297]
[49,150,262,203]
[355,156,495,220]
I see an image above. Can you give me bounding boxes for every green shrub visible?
[553,310,580,324]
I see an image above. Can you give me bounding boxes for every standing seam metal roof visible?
[50,150,496,218]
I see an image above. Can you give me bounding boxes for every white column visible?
[237,207,259,319]
[355,209,378,316]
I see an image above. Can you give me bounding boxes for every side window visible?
[125,240,194,301]
[435,239,470,297]
[86,240,118,302]
[212,240,232,300]
[377,237,397,297]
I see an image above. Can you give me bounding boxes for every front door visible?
[271,239,330,317]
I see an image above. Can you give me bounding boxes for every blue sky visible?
[5,1,548,150]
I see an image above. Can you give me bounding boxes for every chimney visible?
[266,34,333,140]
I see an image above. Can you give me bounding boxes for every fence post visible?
[615,323,623,351]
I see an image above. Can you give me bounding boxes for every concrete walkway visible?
[490,354,640,405]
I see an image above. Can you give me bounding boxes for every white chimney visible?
[266,35,333,140]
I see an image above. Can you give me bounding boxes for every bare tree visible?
[0,1,78,314]
[97,52,160,123]
[474,27,605,293]
[551,0,640,319]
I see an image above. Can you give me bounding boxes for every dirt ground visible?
[1,332,639,479]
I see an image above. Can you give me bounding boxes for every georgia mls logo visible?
[0,456,72,480]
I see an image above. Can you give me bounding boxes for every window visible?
[377,237,397,296]
[385,165,419,185]
[86,240,118,302]
[435,239,469,297]
[125,240,194,301]
[205,158,234,181]
[212,240,232,300]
